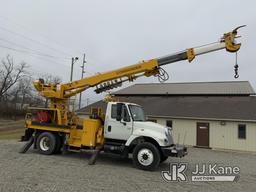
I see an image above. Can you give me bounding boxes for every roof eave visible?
[147,115,256,123]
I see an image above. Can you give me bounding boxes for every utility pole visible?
[70,57,79,82]
[70,57,79,112]
[78,54,86,109]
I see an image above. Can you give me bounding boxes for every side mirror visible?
[116,103,122,121]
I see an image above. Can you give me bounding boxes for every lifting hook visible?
[234,52,239,79]
[232,25,246,34]
[231,25,246,79]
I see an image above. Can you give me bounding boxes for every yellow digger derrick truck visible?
[20,26,244,171]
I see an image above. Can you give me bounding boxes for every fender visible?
[125,128,168,147]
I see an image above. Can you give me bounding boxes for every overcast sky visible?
[0,0,255,106]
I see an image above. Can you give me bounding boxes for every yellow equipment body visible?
[25,107,105,149]
[68,119,104,148]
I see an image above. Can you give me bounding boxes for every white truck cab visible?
[103,102,187,170]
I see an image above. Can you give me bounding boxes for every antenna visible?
[78,54,86,109]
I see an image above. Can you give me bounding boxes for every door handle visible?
[108,126,111,132]
[120,120,126,126]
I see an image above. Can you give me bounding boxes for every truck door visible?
[104,104,133,141]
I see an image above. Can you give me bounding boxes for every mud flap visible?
[19,136,34,153]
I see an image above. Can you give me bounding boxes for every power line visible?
[0,25,72,58]
[0,16,107,75]
[0,38,69,60]
[0,43,96,83]
[0,44,69,61]
[0,16,106,76]
[0,44,70,67]
[0,15,77,56]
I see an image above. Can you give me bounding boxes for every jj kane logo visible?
[162,163,240,182]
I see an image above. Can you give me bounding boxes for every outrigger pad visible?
[19,136,34,153]
[88,149,100,165]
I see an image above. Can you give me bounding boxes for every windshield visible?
[128,105,146,121]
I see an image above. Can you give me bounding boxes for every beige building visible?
[151,118,256,152]
[78,81,256,152]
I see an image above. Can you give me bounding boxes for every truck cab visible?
[102,102,187,170]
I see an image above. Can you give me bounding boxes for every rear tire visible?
[54,134,62,154]
[132,142,160,171]
[36,132,57,155]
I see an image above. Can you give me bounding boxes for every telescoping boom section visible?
[34,26,243,101]
[30,26,243,126]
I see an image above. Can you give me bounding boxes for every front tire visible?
[36,132,57,155]
[132,142,160,171]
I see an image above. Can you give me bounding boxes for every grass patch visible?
[0,129,24,140]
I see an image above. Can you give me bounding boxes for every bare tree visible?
[0,55,28,101]
[16,76,33,108]
[41,73,61,84]
[0,55,62,118]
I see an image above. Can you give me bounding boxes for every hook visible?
[232,25,246,34]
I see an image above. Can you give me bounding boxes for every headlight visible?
[165,130,168,137]
[165,127,172,137]
[164,127,172,144]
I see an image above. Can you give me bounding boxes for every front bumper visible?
[161,144,188,158]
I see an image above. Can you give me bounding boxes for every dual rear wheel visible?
[36,132,62,155]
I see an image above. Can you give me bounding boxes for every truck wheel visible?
[160,155,168,163]
[54,134,62,154]
[36,132,57,155]
[132,142,160,171]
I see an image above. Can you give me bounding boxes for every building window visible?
[238,124,246,139]
[148,119,157,123]
[166,120,172,128]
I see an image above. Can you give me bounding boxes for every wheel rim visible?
[137,148,154,166]
[39,137,50,151]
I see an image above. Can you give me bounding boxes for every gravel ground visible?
[0,140,256,192]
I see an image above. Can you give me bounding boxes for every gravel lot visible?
[0,140,256,192]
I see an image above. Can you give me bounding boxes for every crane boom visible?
[62,40,232,96]
[32,26,243,125]
[34,26,243,101]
